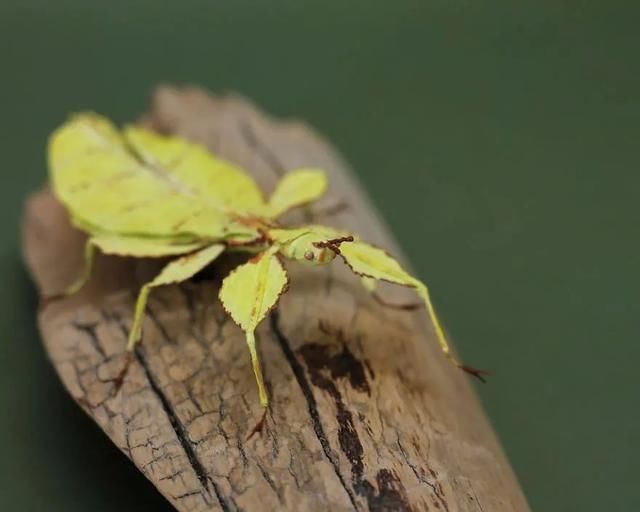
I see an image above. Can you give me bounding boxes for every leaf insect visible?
[47,113,488,408]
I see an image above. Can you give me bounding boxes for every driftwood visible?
[22,86,529,511]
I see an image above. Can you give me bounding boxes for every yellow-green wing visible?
[124,125,266,214]
[219,248,288,407]
[266,169,327,218]
[90,235,204,256]
[48,113,259,240]
[268,224,347,245]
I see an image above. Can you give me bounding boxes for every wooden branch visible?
[22,86,529,511]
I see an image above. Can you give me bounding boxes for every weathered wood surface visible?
[22,86,529,512]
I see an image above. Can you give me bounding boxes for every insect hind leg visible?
[40,238,97,307]
[247,330,269,408]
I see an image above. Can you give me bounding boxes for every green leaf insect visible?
[47,112,487,408]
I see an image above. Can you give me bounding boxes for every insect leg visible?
[66,238,98,295]
[219,248,289,408]
[128,284,153,351]
[41,238,97,306]
[41,236,207,307]
[339,240,490,382]
[126,243,226,352]
[246,330,268,408]
[412,283,489,382]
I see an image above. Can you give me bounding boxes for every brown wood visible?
[22,86,530,512]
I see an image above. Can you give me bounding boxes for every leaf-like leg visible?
[339,241,489,382]
[41,235,206,307]
[40,238,97,306]
[246,330,268,408]
[65,237,97,296]
[126,243,225,351]
[219,248,289,407]
[128,285,153,351]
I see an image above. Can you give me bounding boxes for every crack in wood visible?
[146,305,177,345]
[467,480,486,512]
[71,320,106,359]
[134,350,231,512]
[396,434,450,511]
[256,460,284,504]
[270,310,360,511]
[297,336,412,512]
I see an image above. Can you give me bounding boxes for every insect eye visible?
[304,250,315,261]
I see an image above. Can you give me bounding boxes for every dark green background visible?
[1,1,638,510]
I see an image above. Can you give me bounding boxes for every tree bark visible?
[22,85,529,511]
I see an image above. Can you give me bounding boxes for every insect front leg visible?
[338,240,490,382]
[219,247,289,408]
[412,282,490,382]
[115,244,225,392]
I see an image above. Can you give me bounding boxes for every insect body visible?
[48,113,486,408]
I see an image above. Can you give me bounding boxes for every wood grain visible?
[22,85,529,511]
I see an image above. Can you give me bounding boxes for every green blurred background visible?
[1,1,638,510]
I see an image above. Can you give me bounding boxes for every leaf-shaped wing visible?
[266,169,327,217]
[124,125,266,214]
[91,236,205,257]
[268,224,345,245]
[49,113,260,241]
